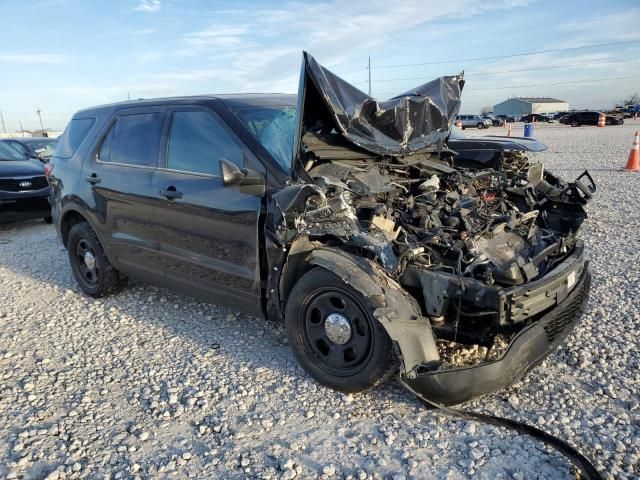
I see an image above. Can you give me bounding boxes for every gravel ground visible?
[1,121,639,480]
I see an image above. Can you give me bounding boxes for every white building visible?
[493,97,569,117]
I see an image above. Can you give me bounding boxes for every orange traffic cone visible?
[598,113,605,128]
[625,131,640,171]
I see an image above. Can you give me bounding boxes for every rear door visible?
[85,106,166,274]
[147,104,265,315]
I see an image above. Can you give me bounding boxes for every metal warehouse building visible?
[493,97,569,117]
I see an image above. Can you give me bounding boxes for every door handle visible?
[159,187,182,199]
[86,174,101,184]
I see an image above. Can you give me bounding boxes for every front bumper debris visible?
[402,265,591,406]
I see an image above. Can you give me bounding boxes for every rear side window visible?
[55,118,95,159]
[166,110,243,176]
[99,112,163,167]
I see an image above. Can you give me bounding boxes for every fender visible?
[306,248,441,376]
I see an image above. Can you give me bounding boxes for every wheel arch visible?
[60,208,90,248]
[280,243,441,376]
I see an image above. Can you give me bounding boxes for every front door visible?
[148,105,265,315]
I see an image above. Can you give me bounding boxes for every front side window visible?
[166,110,243,176]
[99,112,163,167]
[231,105,296,171]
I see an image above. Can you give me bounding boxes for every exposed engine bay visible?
[300,131,592,288]
[276,129,594,348]
[264,52,595,405]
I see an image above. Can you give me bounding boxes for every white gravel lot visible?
[1,120,639,480]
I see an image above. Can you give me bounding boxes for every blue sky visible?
[1,0,639,131]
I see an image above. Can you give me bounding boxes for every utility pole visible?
[367,56,372,96]
[0,110,6,134]
[36,108,44,134]
[19,120,25,137]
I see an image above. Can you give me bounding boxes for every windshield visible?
[0,142,26,161]
[231,106,296,171]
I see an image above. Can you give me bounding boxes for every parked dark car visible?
[519,113,552,123]
[560,111,624,126]
[0,142,51,223]
[48,52,594,406]
[0,137,58,162]
[481,114,505,126]
[495,114,516,123]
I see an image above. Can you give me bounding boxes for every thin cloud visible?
[556,8,640,47]
[184,26,250,49]
[172,0,531,91]
[134,0,161,13]
[0,53,69,64]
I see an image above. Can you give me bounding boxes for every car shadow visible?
[0,220,419,407]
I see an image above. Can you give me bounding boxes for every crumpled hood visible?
[295,52,464,158]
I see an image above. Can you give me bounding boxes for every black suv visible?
[560,111,623,126]
[49,53,594,406]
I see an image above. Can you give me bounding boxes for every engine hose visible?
[403,384,604,480]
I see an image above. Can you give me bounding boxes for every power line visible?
[466,75,639,91]
[370,58,640,83]
[374,74,639,96]
[336,40,640,74]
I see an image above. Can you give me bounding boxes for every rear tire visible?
[67,221,125,297]
[43,216,53,224]
[285,268,397,393]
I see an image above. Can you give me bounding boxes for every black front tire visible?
[67,221,126,297]
[477,123,485,129]
[285,268,397,393]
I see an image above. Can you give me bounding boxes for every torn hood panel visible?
[295,52,464,159]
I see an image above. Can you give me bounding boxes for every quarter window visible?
[99,112,163,167]
[166,110,243,176]
[56,118,95,159]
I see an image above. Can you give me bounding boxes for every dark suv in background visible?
[559,111,623,126]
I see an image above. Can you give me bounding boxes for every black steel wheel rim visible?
[301,288,374,377]
[75,239,100,287]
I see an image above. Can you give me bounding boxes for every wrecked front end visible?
[267,53,595,406]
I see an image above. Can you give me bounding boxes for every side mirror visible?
[219,159,265,187]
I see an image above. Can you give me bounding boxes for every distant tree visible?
[619,93,640,106]
[480,106,492,114]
